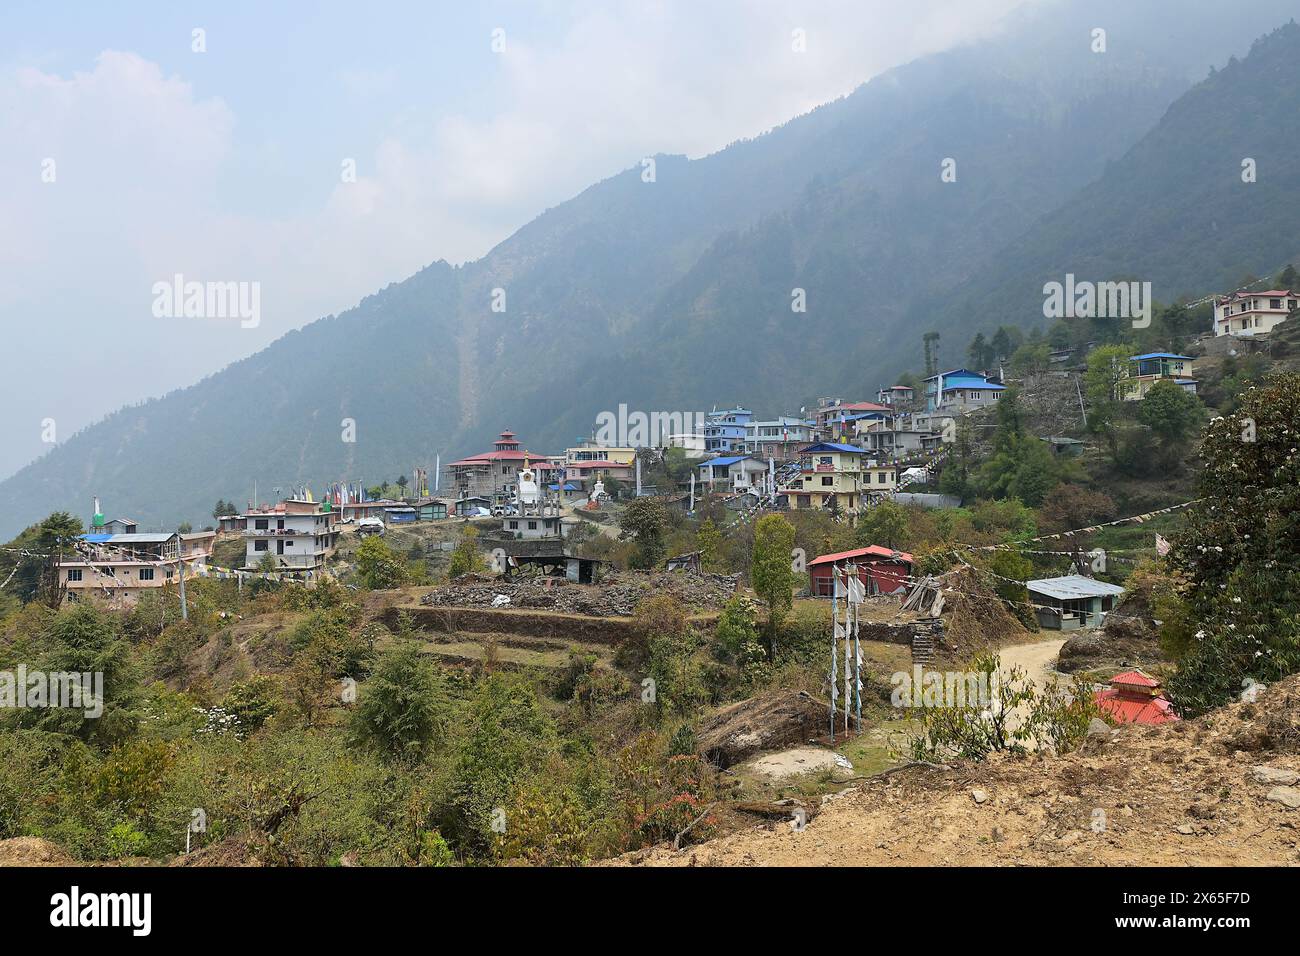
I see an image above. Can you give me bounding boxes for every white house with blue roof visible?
[698,454,769,493]
[924,369,1006,412]
[1122,353,1197,401]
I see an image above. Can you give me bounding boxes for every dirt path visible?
[997,637,1067,688]
[997,637,1067,739]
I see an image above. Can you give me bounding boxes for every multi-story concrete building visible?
[242,499,339,570]
[65,530,214,606]
[702,407,753,453]
[1213,289,1298,336]
[776,442,893,513]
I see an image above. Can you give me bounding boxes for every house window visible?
[285,540,294,547]
[508,521,518,530]
[254,540,268,552]
[877,472,887,484]
[528,521,537,530]
[821,476,833,486]
[255,519,268,530]
[139,568,154,581]
[67,568,83,581]
[1271,299,1282,309]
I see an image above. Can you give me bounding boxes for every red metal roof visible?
[1110,669,1160,688]
[1094,689,1179,724]
[808,545,914,567]
[449,449,553,466]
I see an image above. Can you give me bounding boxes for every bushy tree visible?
[1166,373,1300,715]
[448,526,485,578]
[975,391,1062,508]
[695,518,723,572]
[449,673,555,851]
[1137,379,1203,471]
[6,603,139,745]
[751,514,795,649]
[349,642,450,762]
[355,535,408,590]
[621,497,668,569]
[855,500,909,550]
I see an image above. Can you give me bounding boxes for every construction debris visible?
[901,575,946,616]
[421,569,739,617]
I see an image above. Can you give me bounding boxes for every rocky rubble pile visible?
[420,570,739,617]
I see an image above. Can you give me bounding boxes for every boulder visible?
[696,690,825,769]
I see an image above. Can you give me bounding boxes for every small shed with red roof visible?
[1093,669,1180,725]
[808,545,913,597]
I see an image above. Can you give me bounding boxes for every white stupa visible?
[516,463,541,510]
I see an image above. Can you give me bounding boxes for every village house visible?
[1093,669,1179,725]
[1213,288,1298,336]
[448,430,557,500]
[217,513,245,533]
[665,432,708,457]
[855,421,933,460]
[1038,435,1085,458]
[924,368,1006,412]
[1122,352,1198,401]
[777,442,893,513]
[812,399,892,441]
[565,441,636,468]
[876,384,916,407]
[241,498,339,571]
[807,546,914,597]
[1027,575,1125,630]
[340,498,406,522]
[564,460,635,491]
[412,497,450,521]
[504,513,564,539]
[65,530,211,606]
[697,455,769,493]
[742,416,816,457]
[702,407,753,453]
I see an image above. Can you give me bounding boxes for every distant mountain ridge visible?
[3,0,1300,538]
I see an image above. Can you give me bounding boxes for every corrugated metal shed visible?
[1026,575,1125,600]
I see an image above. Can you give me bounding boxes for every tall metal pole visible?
[829,565,839,743]
[843,565,851,734]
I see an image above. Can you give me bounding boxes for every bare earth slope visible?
[615,676,1300,867]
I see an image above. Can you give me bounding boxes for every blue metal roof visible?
[1131,352,1192,361]
[802,442,864,454]
[835,411,887,421]
[701,455,749,467]
[923,368,980,382]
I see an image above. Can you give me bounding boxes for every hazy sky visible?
[0,0,1029,481]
